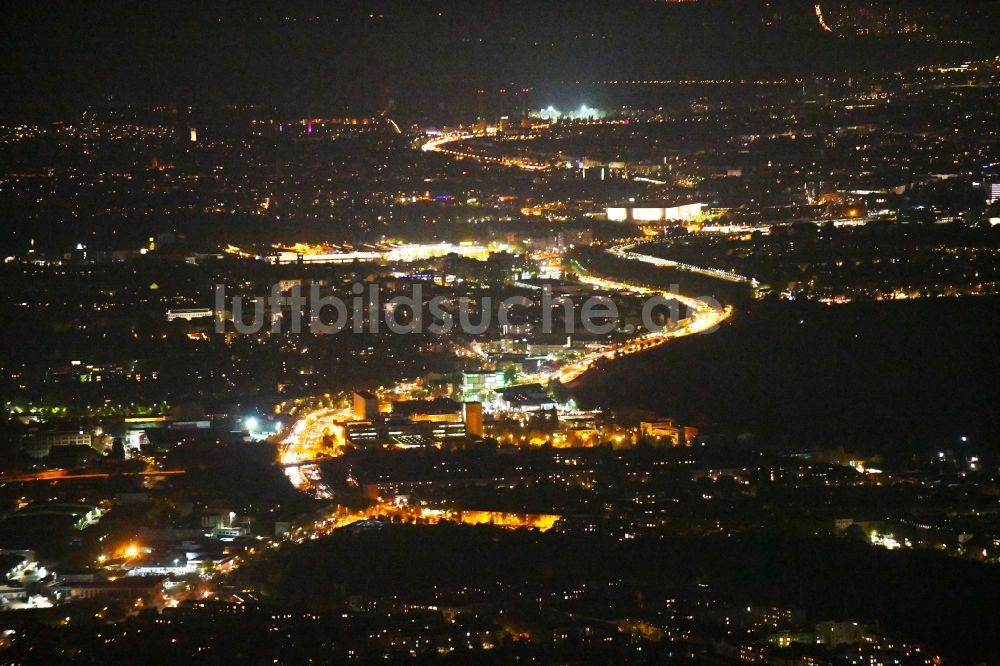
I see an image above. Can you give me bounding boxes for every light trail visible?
[420,132,549,171]
[610,243,760,287]
[815,3,834,33]
[0,469,186,483]
[549,271,731,384]
[277,406,352,498]
[289,505,560,543]
[273,406,562,540]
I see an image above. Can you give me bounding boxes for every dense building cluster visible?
[2,1,1000,662]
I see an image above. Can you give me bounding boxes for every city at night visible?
[1,2,999,664]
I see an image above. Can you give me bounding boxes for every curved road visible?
[549,270,731,384]
[421,132,548,170]
[610,243,759,287]
[277,246,732,494]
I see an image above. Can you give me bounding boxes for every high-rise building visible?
[463,402,484,438]
[988,183,1000,204]
[461,371,506,401]
[352,391,379,421]
[345,421,378,446]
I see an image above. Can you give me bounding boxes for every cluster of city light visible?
[869,532,905,550]
[279,503,560,547]
[222,244,260,259]
[382,505,559,531]
[273,245,731,502]
[596,79,798,86]
[262,240,513,265]
[531,105,605,122]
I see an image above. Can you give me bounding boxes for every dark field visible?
[574,296,1000,457]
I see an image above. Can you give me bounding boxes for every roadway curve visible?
[278,406,352,497]
[550,269,731,384]
[420,132,549,171]
[277,244,732,495]
[610,243,759,287]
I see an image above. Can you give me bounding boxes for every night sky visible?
[4,1,996,118]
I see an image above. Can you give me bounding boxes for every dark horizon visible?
[4,0,997,119]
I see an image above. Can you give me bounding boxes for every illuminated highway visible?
[278,253,731,488]
[277,406,351,497]
[815,3,834,33]
[274,406,561,535]
[420,132,549,171]
[276,241,733,498]
[610,242,760,287]
[0,469,186,484]
[549,270,731,384]
[255,245,731,568]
